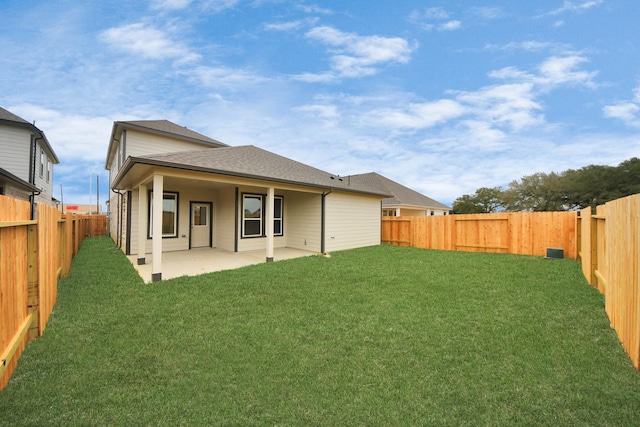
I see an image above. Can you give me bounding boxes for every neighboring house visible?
[58,204,103,214]
[105,120,391,281]
[0,106,59,211]
[350,172,450,216]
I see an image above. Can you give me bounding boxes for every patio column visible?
[152,174,163,282]
[137,183,147,265]
[266,186,274,262]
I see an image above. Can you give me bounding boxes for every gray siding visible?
[0,125,31,181]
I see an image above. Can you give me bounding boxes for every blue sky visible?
[1,0,638,208]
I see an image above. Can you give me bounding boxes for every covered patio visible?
[128,247,319,283]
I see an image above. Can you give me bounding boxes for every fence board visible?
[603,194,640,368]
[0,196,30,389]
[1,195,107,390]
[382,211,577,258]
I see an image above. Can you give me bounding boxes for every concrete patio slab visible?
[127,247,319,283]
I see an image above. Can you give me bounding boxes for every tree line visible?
[452,157,640,213]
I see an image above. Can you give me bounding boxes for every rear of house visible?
[105,120,389,281]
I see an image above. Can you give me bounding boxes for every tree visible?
[452,187,503,213]
[502,172,567,212]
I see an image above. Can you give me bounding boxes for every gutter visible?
[113,156,392,198]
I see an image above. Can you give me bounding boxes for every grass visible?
[1,237,640,426]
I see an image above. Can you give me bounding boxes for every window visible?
[382,209,396,217]
[242,193,284,238]
[46,160,51,182]
[39,149,45,177]
[193,205,207,225]
[242,194,262,237]
[274,196,283,236]
[148,192,178,238]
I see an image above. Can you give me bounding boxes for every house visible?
[350,172,450,216]
[105,120,392,281]
[0,106,59,210]
[58,204,103,215]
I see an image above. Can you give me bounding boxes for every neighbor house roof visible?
[350,172,450,210]
[0,106,60,163]
[0,166,40,193]
[105,120,228,169]
[112,145,393,198]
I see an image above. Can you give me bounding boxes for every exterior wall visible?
[398,207,449,217]
[214,186,236,251]
[131,186,215,255]
[325,191,381,252]
[0,126,55,206]
[284,190,321,252]
[0,183,31,201]
[126,130,211,158]
[32,142,54,204]
[0,125,31,181]
[108,192,128,249]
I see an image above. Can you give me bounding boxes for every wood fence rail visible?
[382,211,578,258]
[0,196,107,390]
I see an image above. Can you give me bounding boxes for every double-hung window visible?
[242,194,263,238]
[242,193,284,238]
[148,191,178,238]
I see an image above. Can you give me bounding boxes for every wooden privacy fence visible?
[382,211,578,258]
[578,194,640,369]
[0,195,107,390]
[383,198,640,370]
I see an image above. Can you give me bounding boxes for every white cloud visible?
[470,7,504,19]
[365,100,466,130]
[485,40,567,53]
[150,0,194,9]
[440,20,461,31]
[548,0,603,16]
[99,23,200,62]
[603,83,640,128]
[454,83,543,131]
[409,7,462,31]
[489,55,598,89]
[182,65,270,89]
[295,4,334,15]
[263,18,319,32]
[201,0,241,12]
[298,26,415,80]
[536,55,598,87]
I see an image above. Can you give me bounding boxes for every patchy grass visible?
[1,237,640,426]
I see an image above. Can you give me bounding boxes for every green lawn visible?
[1,237,640,426]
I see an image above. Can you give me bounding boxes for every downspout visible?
[29,189,42,220]
[29,135,44,219]
[321,189,333,254]
[111,188,125,248]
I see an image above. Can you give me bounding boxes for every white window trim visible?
[148,191,179,238]
[241,193,284,238]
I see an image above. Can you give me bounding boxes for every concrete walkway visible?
[127,247,319,283]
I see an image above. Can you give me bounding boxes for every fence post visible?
[590,215,598,287]
[27,224,39,340]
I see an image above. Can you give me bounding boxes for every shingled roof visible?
[114,145,392,197]
[117,120,227,147]
[350,172,450,210]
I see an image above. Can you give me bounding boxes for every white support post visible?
[266,186,274,262]
[137,183,147,265]
[152,175,163,281]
